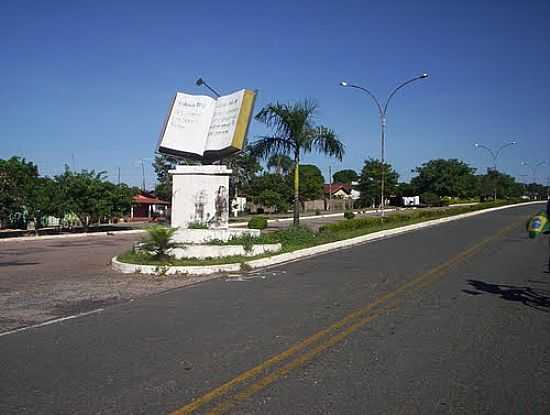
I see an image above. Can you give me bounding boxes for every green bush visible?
[271,225,317,249]
[141,225,181,259]
[420,192,441,207]
[188,222,208,229]
[248,216,268,230]
[344,210,355,220]
[315,209,322,216]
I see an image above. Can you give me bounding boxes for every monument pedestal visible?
[169,165,259,245]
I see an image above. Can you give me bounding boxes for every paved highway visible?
[1,204,549,414]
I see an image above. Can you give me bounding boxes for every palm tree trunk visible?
[293,156,300,226]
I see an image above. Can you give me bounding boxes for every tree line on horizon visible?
[2,99,547,231]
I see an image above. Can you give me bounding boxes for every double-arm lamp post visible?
[473,141,517,200]
[521,161,547,200]
[340,74,429,215]
[521,161,547,198]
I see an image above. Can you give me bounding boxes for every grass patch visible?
[118,199,524,267]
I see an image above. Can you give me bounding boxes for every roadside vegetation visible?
[118,199,523,267]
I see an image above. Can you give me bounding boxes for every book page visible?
[158,93,215,157]
[205,89,245,152]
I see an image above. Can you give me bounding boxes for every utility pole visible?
[71,153,76,172]
[141,159,146,192]
[328,165,332,212]
[117,167,121,185]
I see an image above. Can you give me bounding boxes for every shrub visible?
[248,216,268,230]
[141,225,181,259]
[271,225,317,249]
[315,209,322,216]
[344,210,355,220]
[420,192,441,207]
[188,222,208,229]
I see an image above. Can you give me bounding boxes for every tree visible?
[0,157,39,227]
[395,182,417,197]
[289,164,325,201]
[55,169,135,231]
[249,173,292,212]
[332,169,358,184]
[0,157,63,230]
[478,170,522,201]
[152,155,180,201]
[250,100,344,225]
[226,149,263,199]
[256,189,289,212]
[25,177,64,232]
[411,159,477,198]
[267,154,293,175]
[357,158,399,207]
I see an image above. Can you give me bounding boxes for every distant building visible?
[324,183,353,199]
[130,193,170,221]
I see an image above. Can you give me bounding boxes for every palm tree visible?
[250,100,344,225]
[267,154,293,175]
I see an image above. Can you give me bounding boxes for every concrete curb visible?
[113,201,544,276]
[0,229,146,243]
[111,256,241,275]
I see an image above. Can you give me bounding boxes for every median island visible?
[114,200,526,274]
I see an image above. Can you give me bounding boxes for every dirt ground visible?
[0,232,224,333]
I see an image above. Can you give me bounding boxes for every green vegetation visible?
[248,216,268,230]
[188,222,209,229]
[119,200,524,267]
[289,164,325,201]
[250,99,344,226]
[356,158,399,208]
[0,157,136,231]
[118,250,259,267]
[333,169,359,184]
[344,210,355,220]
[140,225,182,259]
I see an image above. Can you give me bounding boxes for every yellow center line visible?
[169,221,521,415]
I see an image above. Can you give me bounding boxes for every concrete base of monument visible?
[169,243,282,259]
[171,228,260,244]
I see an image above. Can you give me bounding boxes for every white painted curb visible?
[0,229,145,243]
[113,201,544,275]
[112,256,241,275]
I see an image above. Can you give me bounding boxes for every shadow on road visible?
[463,279,550,311]
[0,261,40,267]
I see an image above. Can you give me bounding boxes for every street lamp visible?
[339,73,429,216]
[521,160,547,183]
[195,77,221,98]
[473,140,517,200]
[521,161,547,200]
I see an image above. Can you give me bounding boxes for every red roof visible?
[324,183,352,195]
[132,194,170,205]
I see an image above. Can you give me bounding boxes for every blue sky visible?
[1,0,549,188]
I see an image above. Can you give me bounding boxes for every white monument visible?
[157,88,261,246]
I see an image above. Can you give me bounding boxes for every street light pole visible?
[473,141,517,200]
[340,74,429,216]
[521,161,547,200]
[521,161,547,184]
[195,77,221,98]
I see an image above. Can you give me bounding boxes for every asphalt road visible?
[1,204,549,414]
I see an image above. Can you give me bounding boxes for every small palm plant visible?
[141,225,181,260]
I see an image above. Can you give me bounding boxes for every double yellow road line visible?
[170,221,520,415]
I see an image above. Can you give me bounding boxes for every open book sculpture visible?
[157,89,256,161]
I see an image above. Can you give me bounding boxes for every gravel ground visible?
[0,233,223,333]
